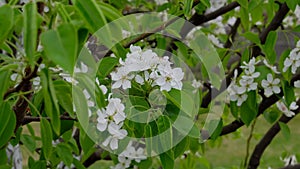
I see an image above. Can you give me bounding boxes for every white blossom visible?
[276,101,298,117]
[229,84,248,106]
[281,154,298,166]
[261,74,281,97]
[207,34,223,48]
[294,80,300,88]
[110,156,131,169]
[263,59,280,74]
[283,47,300,74]
[111,67,134,90]
[102,123,128,150]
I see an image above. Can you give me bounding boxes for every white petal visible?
[110,138,119,150]
[112,81,122,89]
[289,102,299,110]
[294,80,300,88]
[113,112,126,124]
[264,88,273,97]
[102,136,112,147]
[97,122,108,132]
[267,73,273,82]
[272,86,281,94]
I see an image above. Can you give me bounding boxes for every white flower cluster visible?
[283,40,300,74]
[261,73,281,97]
[6,143,22,169]
[111,45,184,92]
[276,101,298,117]
[280,154,298,166]
[185,27,224,48]
[228,58,260,106]
[96,97,127,150]
[111,141,147,169]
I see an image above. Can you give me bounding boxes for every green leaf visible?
[237,0,248,8]
[207,119,223,140]
[97,57,118,78]
[40,118,53,160]
[0,71,10,104]
[144,124,152,156]
[263,110,280,124]
[73,0,107,33]
[240,91,257,126]
[173,136,189,159]
[240,7,250,31]
[24,2,38,66]
[0,148,7,165]
[279,122,290,140]
[41,24,78,74]
[262,31,277,64]
[0,102,16,149]
[30,160,47,169]
[41,70,60,135]
[56,143,73,167]
[183,0,193,18]
[286,0,297,11]
[242,32,260,44]
[160,152,174,169]
[282,80,295,106]
[0,5,14,46]
[156,116,172,153]
[53,80,74,117]
[20,134,36,152]
[230,101,239,119]
[97,2,122,21]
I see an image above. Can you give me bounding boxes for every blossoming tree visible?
[0,0,300,169]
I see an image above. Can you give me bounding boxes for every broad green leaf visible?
[20,134,36,152]
[0,102,16,149]
[242,32,260,44]
[24,2,38,66]
[41,70,60,135]
[279,122,290,140]
[159,151,174,169]
[173,136,189,159]
[30,160,47,169]
[0,148,7,165]
[41,24,78,74]
[286,0,297,11]
[53,80,74,117]
[0,5,14,46]
[240,7,250,31]
[230,101,239,119]
[207,119,223,140]
[263,31,277,64]
[237,0,248,8]
[156,116,172,153]
[97,57,118,78]
[240,91,257,126]
[282,80,295,105]
[56,143,73,166]
[263,110,280,124]
[40,118,53,160]
[73,0,107,33]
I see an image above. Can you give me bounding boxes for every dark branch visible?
[247,100,300,169]
[22,115,77,125]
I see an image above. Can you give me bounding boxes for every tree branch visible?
[22,115,77,125]
[247,100,300,169]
